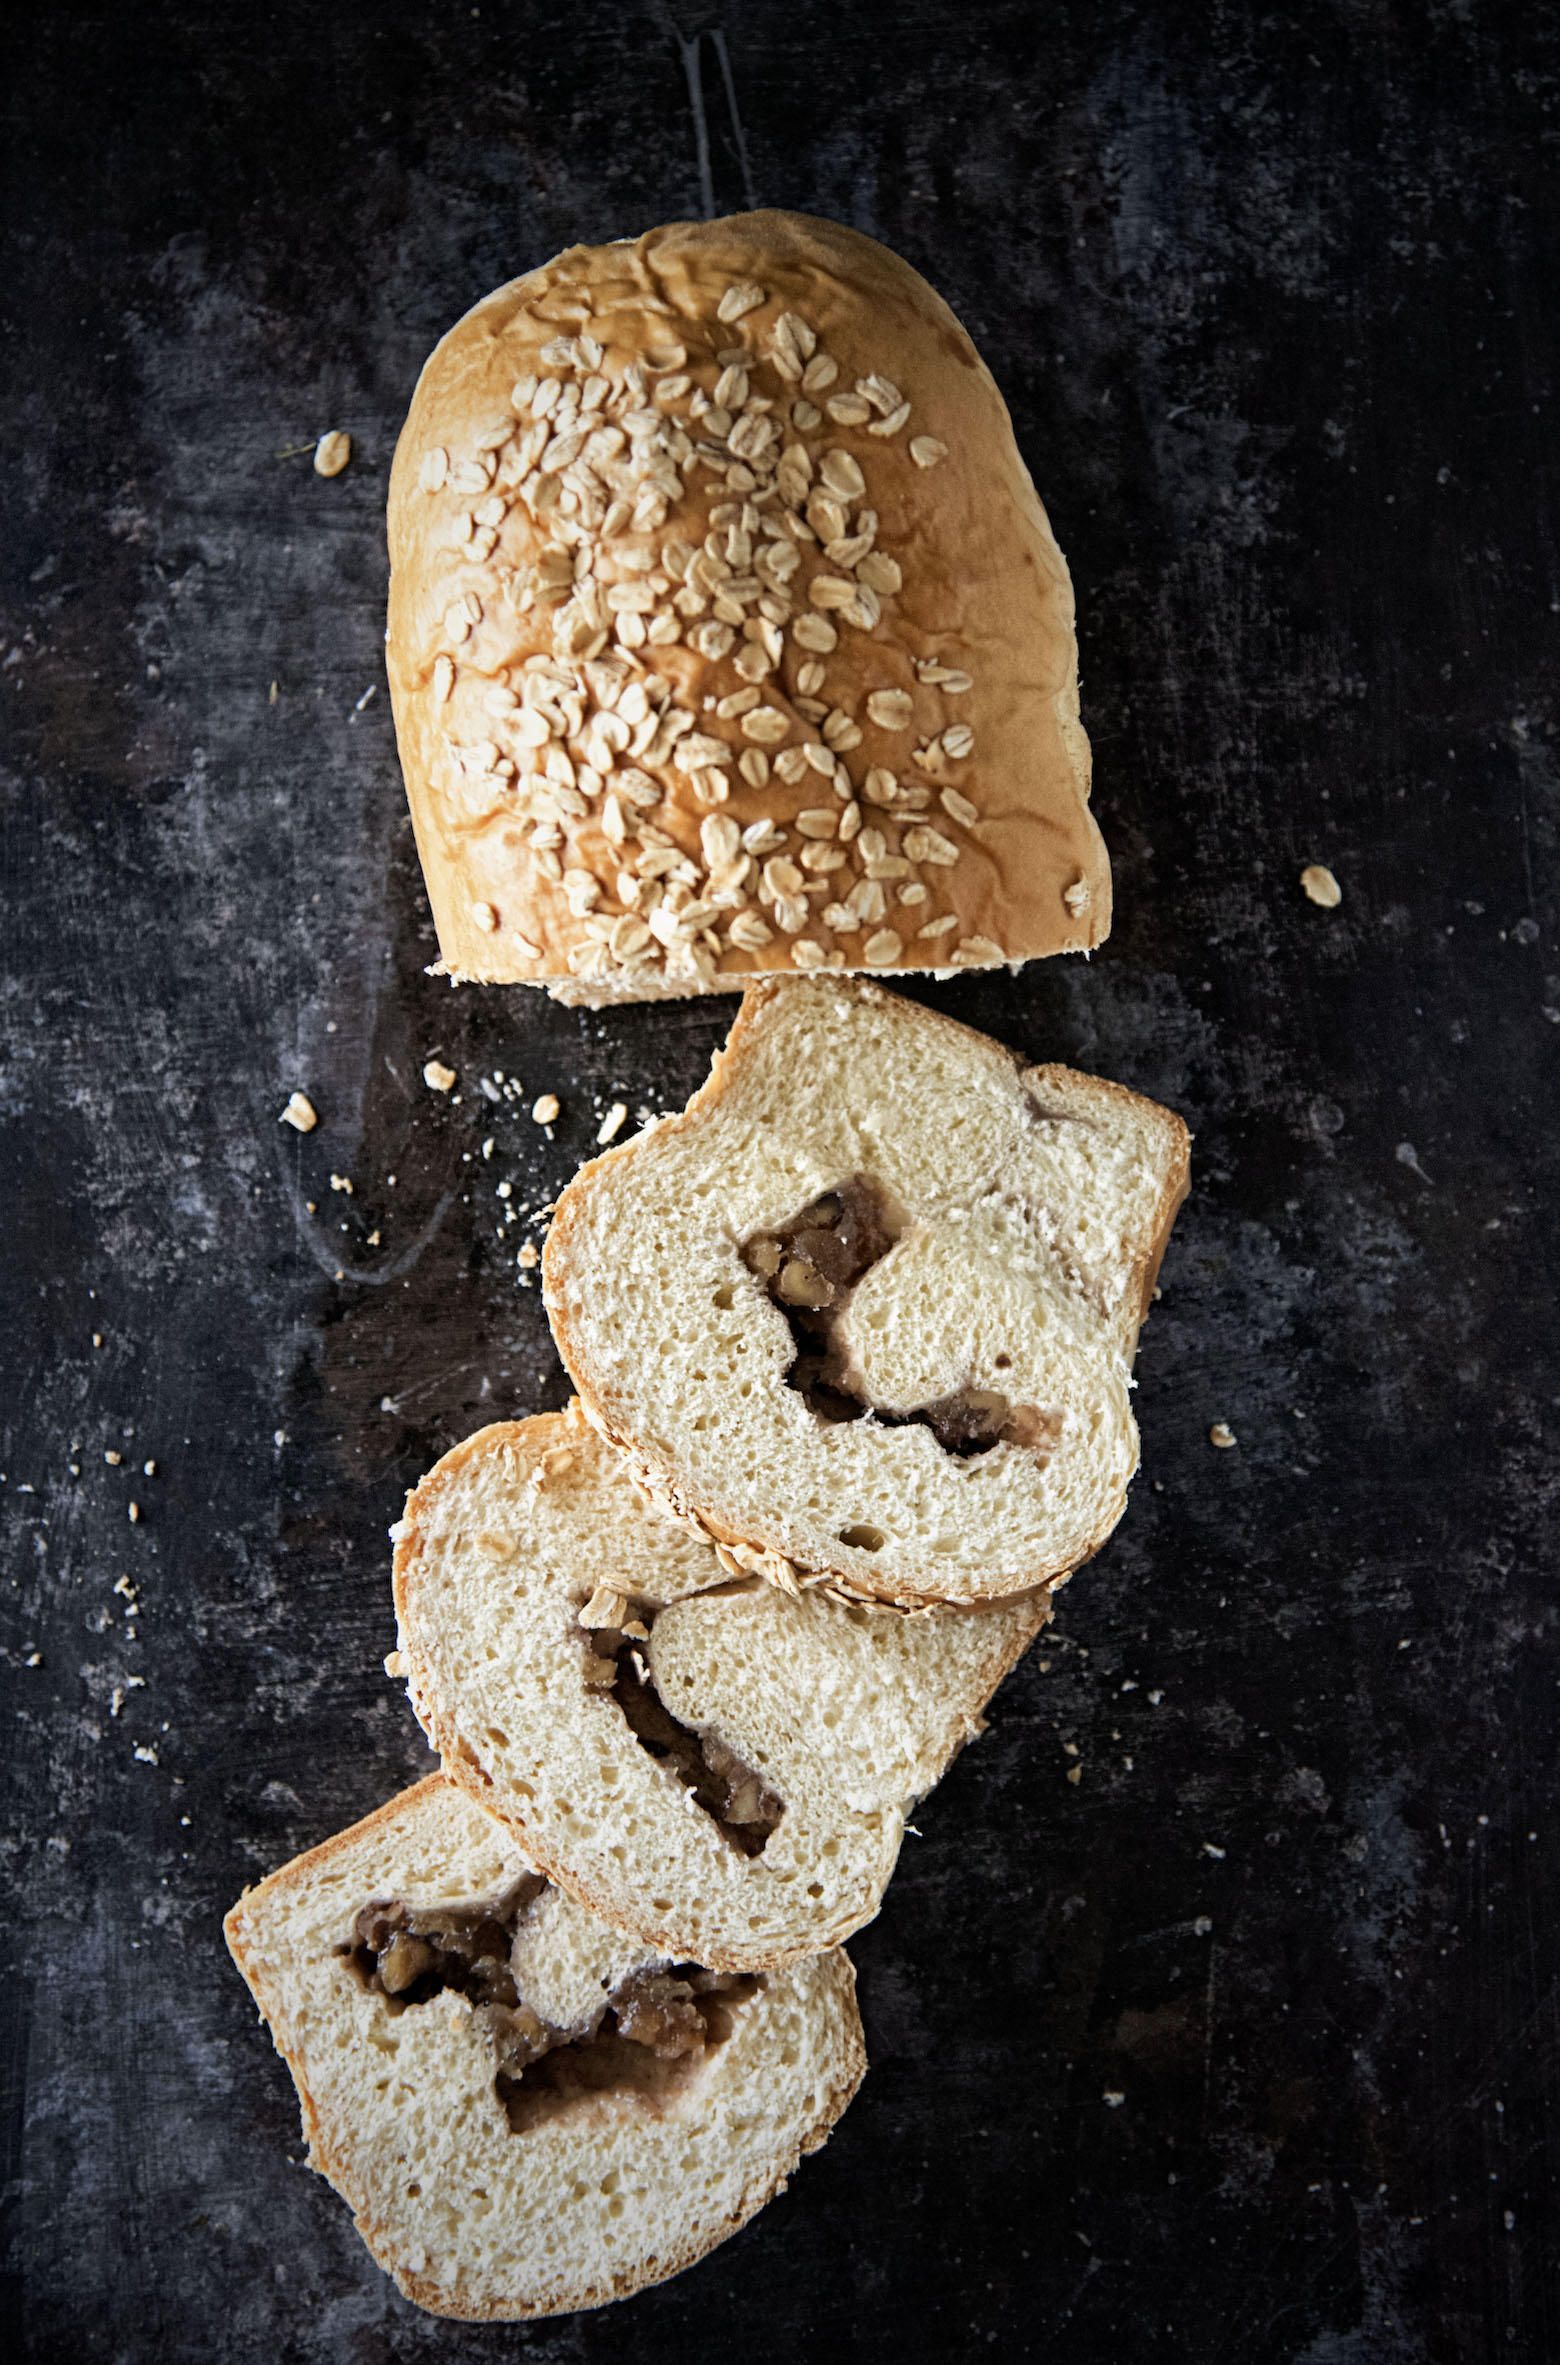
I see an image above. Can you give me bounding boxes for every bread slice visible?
[224,1776,864,2321]
[385,208,1109,1005]
[545,977,1189,1608]
[390,1410,1048,1971]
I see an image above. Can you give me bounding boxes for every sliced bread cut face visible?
[545,977,1190,1607]
[224,1776,864,2323]
[392,1412,1048,1971]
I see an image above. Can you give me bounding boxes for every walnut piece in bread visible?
[387,210,1109,1004]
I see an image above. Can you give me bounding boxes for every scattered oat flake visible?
[280,1091,317,1133]
[1209,1422,1237,1449]
[423,1060,457,1093]
[314,430,351,478]
[596,1102,628,1145]
[910,435,948,468]
[1301,863,1342,907]
[532,1093,560,1125]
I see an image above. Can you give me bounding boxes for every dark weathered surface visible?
[3,3,1557,2356]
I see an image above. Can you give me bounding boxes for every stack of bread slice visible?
[228,976,1188,2319]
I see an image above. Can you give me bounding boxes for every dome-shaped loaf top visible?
[387,210,1109,1004]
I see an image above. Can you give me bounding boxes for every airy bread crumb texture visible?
[223,1777,865,2321]
[545,978,1190,1606]
[393,1411,1049,1970]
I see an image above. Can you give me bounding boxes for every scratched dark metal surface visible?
[3,3,1557,2358]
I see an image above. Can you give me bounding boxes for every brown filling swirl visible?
[341,1887,757,2131]
[741,1174,1060,1457]
[581,1609,785,1857]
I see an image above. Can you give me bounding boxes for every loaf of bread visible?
[390,1410,1048,1970]
[386,209,1109,1005]
[224,1776,864,2321]
[545,977,1190,1607]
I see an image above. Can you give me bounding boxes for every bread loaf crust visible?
[387,210,1109,1003]
[224,1776,866,2320]
[544,978,1190,1606]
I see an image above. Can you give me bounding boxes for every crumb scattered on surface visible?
[329,1174,353,1196]
[1301,863,1342,907]
[1209,1422,1237,1448]
[279,1091,317,1132]
[423,1059,456,1093]
[314,429,350,477]
[595,1101,628,1145]
[531,1093,560,1125]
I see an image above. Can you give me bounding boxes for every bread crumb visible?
[280,1091,318,1133]
[92,1333,102,1347]
[314,430,351,477]
[1194,1915,1213,1935]
[517,1242,538,1269]
[1103,2091,1125,2108]
[532,1093,560,1125]
[133,1744,159,1765]
[1300,863,1342,907]
[384,1651,406,1678]
[104,1450,122,1466]
[128,1502,139,1523]
[423,1060,457,1092]
[1209,1422,1237,1449]
[596,1101,628,1145]
[1066,1763,1083,1785]
[329,1174,353,1196]
[142,1460,155,1477]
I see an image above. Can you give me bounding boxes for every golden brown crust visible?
[387,210,1109,1002]
[543,977,1189,1607]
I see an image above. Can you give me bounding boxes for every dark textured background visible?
[3,3,1557,2357]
